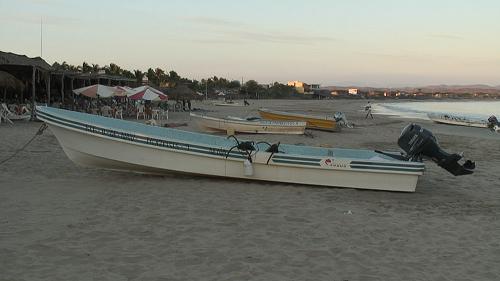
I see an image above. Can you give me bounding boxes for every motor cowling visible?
[333,112,353,128]
[398,124,475,176]
[488,115,499,131]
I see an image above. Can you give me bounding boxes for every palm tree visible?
[82,62,92,73]
[52,61,61,70]
[67,64,81,72]
[61,61,69,70]
[91,64,100,73]
[134,70,144,84]
[146,68,157,85]
[108,63,122,75]
[155,68,166,85]
[122,70,134,79]
[169,70,180,82]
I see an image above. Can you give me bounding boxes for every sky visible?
[1,0,499,87]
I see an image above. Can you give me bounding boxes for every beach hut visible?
[1,51,137,108]
[0,51,51,106]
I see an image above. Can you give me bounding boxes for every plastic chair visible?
[101,106,112,117]
[0,106,13,124]
[136,104,145,119]
[114,108,123,119]
[161,109,169,120]
[152,109,160,120]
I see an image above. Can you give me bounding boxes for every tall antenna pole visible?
[40,17,43,58]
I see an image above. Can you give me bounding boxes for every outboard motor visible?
[333,112,353,128]
[398,124,475,176]
[488,115,499,131]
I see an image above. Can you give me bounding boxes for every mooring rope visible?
[0,123,48,165]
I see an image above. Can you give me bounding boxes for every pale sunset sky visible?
[1,0,499,86]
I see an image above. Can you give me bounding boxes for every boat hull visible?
[259,109,339,131]
[214,102,243,107]
[36,107,424,192]
[50,125,419,191]
[191,113,306,135]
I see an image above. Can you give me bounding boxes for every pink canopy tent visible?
[127,86,168,101]
[73,84,122,98]
[114,86,134,97]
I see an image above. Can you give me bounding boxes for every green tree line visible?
[51,61,298,99]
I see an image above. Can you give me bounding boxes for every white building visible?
[287,81,321,94]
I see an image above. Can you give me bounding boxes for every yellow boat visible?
[258,108,340,131]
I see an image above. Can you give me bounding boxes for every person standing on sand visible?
[365,101,373,119]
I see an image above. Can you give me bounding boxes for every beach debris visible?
[344,210,353,215]
[145,119,157,126]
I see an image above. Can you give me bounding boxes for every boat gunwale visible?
[259,108,337,121]
[190,113,307,127]
[36,109,248,160]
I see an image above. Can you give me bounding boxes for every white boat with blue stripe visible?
[35,106,475,192]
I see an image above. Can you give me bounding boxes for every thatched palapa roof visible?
[167,84,199,100]
[0,70,25,91]
[0,51,52,70]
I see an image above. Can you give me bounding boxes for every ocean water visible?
[373,101,500,120]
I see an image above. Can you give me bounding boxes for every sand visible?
[1,99,499,281]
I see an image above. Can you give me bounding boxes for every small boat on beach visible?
[427,112,489,128]
[35,106,475,192]
[259,108,340,131]
[190,113,307,135]
[214,101,244,107]
[427,113,500,132]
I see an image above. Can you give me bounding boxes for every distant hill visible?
[323,84,500,94]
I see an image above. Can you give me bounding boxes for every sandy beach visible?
[1,99,499,281]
